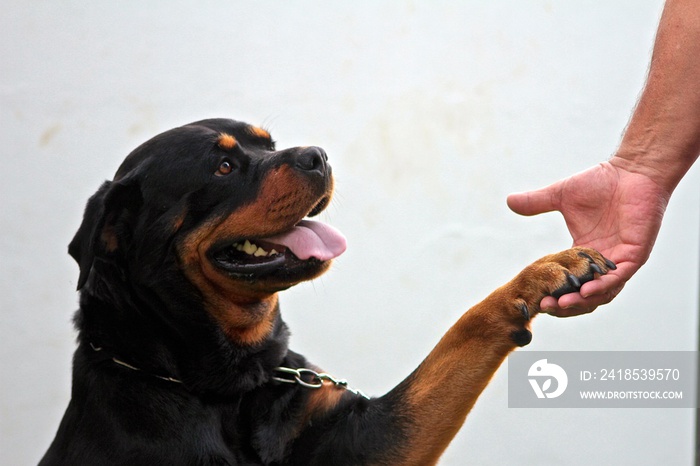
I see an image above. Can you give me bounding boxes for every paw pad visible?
[511,329,533,347]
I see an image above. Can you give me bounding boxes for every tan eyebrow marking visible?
[247,126,271,140]
[217,133,238,150]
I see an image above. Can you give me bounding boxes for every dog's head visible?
[69,119,345,343]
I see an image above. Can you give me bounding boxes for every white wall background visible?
[2,1,698,465]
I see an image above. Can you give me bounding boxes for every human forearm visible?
[613,0,700,195]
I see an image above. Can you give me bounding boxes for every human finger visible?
[543,291,616,318]
[506,184,561,217]
[539,268,625,317]
[577,272,624,299]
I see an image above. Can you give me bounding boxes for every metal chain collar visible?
[90,343,183,384]
[91,343,369,399]
[273,367,370,400]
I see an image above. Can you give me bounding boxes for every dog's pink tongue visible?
[266,220,347,261]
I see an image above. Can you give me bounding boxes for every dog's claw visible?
[604,258,617,270]
[577,251,594,262]
[518,302,530,320]
[549,249,614,298]
[567,273,581,289]
[551,273,582,299]
[578,251,611,276]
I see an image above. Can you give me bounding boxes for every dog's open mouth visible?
[209,219,346,277]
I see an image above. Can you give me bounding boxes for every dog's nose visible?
[294,147,328,175]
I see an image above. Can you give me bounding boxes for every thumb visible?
[506,183,561,216]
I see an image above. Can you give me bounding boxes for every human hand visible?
[506,160,670,317]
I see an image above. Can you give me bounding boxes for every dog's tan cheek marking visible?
[200,166,315,242]
[216,295,280,345]
[175,167,316,345]
[177,156,339,344]
[179,234,281,345]
[181,166,314,266]
[178,217,218,267]
[176,218,270,344]
[217,133,238,150]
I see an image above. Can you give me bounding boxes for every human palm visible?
[507,161,669,316]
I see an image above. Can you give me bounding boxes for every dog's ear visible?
[68,177,143,290]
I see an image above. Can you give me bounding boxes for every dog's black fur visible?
[41,119,614,465]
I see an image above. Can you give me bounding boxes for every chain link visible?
[90,343,365,394]
[273,367,369,399]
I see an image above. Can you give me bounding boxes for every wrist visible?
[610,146,695,197]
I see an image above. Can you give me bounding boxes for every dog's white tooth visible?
[236,244,244,251]
[243,240,257,255]
[254,247,268,257]
[270,249,279,256]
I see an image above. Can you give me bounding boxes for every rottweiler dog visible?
[40,119,614,465]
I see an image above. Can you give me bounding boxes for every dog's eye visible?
[216,160,234,176]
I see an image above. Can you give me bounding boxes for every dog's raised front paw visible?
[506,247,615,346]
